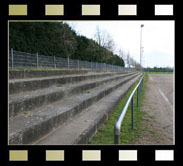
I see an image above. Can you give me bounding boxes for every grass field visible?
[145,71,173,74]
[89,74,148,144]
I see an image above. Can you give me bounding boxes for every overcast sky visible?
[66,21,174,68]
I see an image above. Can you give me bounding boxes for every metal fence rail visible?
[9,49,131,70]
[114,74,145,144]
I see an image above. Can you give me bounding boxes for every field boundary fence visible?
[9,49,131,70]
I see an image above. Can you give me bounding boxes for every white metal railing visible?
[114,74,145,144]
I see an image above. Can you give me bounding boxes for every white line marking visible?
[158,88,169,102]
[158,88,173,109]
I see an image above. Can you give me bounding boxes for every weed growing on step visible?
[57,84,62,87]
[89,74,148,144]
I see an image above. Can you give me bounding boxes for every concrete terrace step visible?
[9,71,131,95]
[9,69,90,79]
[9,69,131,80]
[9,72,137,117]
[36,75,141,145]
[9,72,140,144]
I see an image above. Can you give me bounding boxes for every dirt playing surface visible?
[133,74,174,145]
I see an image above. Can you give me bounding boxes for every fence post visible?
[137,87,139,107]
[131,96,134,129]
[11,48,14,68]
[36,53,39,68]
[54,56,56,68]
[114,133,120,144]
[142,76,144,87]
[140,79,143,97]
[139,82,141,97]
[77,60,79,69]
[67,56,69,68]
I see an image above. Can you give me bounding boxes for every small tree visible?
[118,49,127,67]
[94,26,115,52]
[126,52,131,68]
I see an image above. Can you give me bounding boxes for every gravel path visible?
[133,74,174,145]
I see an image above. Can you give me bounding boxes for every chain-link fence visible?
[9,49,127,70]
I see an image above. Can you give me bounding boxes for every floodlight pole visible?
[140,24,144,72]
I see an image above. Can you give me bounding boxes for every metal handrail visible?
[114,73,145,144]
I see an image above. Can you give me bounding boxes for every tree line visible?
[9,22,125,67]
[144,67,173,72]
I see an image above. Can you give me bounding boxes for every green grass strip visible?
[145,71,173,74]
[89,74,148,144]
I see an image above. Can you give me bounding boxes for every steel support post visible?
[131,96,134,129]
[36,53,39,67]
[77,60,79,69]
[67,57,69,68]
[54,56,56,68]
[11,48,14,68]
[114,133,120,144]
[137,87,139,107]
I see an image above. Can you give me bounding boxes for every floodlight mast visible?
[140,24,144,72]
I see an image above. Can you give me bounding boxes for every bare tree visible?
[104,33,115,52]
[94,26,115,52]
[94,26,102,46]
[126,52,131,68]
[129,56,140,70]
[129,57,135,67]
[119,49,139,68]
[118,49,127,66]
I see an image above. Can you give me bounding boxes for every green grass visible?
[57,84,62,87]
[145,71,173,74]
[89,74,148,144]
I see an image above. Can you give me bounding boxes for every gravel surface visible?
[133,74,174,145]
